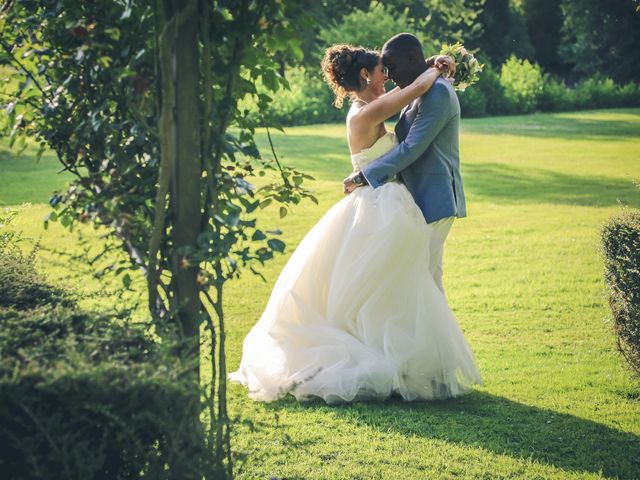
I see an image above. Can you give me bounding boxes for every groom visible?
[343,32,466,294]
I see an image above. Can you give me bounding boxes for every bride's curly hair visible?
[321,44,380,108]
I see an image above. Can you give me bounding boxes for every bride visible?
[228,44,483,404]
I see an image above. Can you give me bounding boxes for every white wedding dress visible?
[228,131,483,404]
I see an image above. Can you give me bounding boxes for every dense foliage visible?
[560,0,640,85]
[252,0,640,125]
[0,307,210,479]
[0,210,209,479]
[0,1,322,477]
[602,208,640,377]
[499,55,543,114]
[0,209,72,309]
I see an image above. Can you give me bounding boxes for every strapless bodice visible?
[350,132,398,172]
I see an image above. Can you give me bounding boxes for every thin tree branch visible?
[0,39,52,101]
[266,126,291,188]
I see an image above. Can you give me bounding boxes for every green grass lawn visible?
[1,109,640,479]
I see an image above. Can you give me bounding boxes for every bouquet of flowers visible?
[439,42,483,91]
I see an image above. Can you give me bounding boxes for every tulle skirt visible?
[228,181,483,404]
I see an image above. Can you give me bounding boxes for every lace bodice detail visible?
[350,132,398,172]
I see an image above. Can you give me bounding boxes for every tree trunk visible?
[160,1,204,477]
[170,0,202,371]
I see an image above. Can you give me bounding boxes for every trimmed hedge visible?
[602,210,640,376]
[0,230,213,478]
[0,307,207,479]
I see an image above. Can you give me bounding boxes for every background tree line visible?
[256,0,640,125]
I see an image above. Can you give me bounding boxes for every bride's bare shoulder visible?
[346,102,362,120]
[346,104,370,132]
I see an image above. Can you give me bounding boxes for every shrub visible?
[0,247,73,309]
[538,75,576,112]
[573,76,621,109]
[602,208,640,377]
[617,81,640,107]
[0,303,211,479]
[499,55,544,114]
[267,66,346,126]
[457,87,487,117]
[538,74,640,112]
[476,60,508,116]
[0,208,213,478]
[0,208,72,309]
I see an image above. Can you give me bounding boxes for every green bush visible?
[0,303,211,479]
[617,82,640,107]
[573,77,621,109]
[0,247,73,309]
[571,76,640,110]
[457,86,487,117]
[456,59,508,117]
[499,55,544,114]
[0,210,213,479]
[476,60,508,116]
[538,75,576,112]
[0,208,71,309]
[602,209,640,377]
[266,66,346,126]
[248,54,640,126]
[538,74,640,112]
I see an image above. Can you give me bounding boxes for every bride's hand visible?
[433,55,456,78]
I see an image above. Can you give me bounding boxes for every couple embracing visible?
[229,33,483,405]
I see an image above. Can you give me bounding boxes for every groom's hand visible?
[343,171,367,194]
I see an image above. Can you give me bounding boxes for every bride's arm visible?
[368,56,455,101]
[351,66,443,127]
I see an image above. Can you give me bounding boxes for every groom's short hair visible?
[383,33,423,60]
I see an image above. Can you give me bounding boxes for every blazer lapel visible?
[395,102,412,141]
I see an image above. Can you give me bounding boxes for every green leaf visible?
[279,206,287,218]
[262,70,280,92]
[104,27,121,41]
[267,238,285,253]
[98,56,113,68]
[252,230,267,241]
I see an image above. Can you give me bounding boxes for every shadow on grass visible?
[464,162,640,208]
[461,109,640,140]
[267,390,640,479]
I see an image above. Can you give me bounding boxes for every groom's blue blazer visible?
[361,77,466,224]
